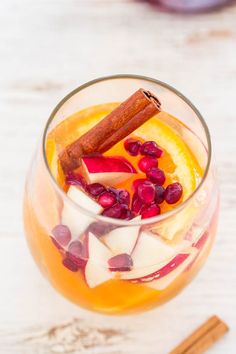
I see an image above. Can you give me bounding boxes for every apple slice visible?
[185,225,204,244]
[121,231,176,280]
[163,225,204,254]
[172,239,192,253]
[61,186,103,239]
[131,231,176,267]
[151,203,197,241]
[102,216,141,255]
[185,232,210,272]
[193,231,209,250]
[146,247,198,290]
[85,232,113,288]
[81,155,136,186]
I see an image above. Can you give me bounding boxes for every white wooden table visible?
[0,1,236,353]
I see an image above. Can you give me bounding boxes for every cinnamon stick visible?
[59,88,161,173]
[169,315,229,354]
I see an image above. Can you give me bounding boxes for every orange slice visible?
[49,103,119,149]
[46,104,203,217]
[136,112,203,201]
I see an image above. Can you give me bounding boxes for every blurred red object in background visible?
[144,0,234,13]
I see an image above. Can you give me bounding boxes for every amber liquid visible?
[24,103,218,315]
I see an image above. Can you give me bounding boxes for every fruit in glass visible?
[23,75,219,315]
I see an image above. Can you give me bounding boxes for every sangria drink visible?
[24,75,219,315]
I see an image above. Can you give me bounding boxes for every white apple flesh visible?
[185,225,204,244]
[61,186,103,239]
[151,203,197,241]
[172,239,192,253]
[81,155,136,186]
[185,231,210,272]
[145,247,198,290]
[120,231,176,280]
[85,232,113,288]
[102,216,141,255]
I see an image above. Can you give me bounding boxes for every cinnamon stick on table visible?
[59,89,161,173]
[169,315,229,354]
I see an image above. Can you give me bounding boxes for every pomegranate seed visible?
[87,183,106,197]
[102,203,123,219]
[124,138,142,156]
[141,204,160,219]
[165,182,183,204]
[137,181,155,204]
[120,204,133,220]
[124,209,135,220]
[67,250,86,267]
[132,178,148,191]
[146,167,166,185]
[138,156,158,173]
[65,172,87,188]
[67,235,89,264]
[62,257,79,272]
[140,141,163,158]
[68,240,83,258]
[118,189,130,205]
[155,185,165,204]
[107,187,119,197]
[87,222,116,237]
[98,192,117,208]
[108,253,133,271]
[67,253,86,267]
[107,188,130,206]
[51,224,71,247]
[131,193,144,215]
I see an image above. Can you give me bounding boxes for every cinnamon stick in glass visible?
[59,88,161,173]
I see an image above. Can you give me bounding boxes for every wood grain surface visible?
[0,0,236,353]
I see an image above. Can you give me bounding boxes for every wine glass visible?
[23,75,219,315]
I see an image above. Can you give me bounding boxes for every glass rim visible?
[42,74,212,227]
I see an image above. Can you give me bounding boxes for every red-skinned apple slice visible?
[102,216,141,255]
[185,232,210,272]
[81,156,137,186]
[193,231,209,250]
[184,225,204,244]
[144,247,197,290]
[61,186,103,239]
[85,232,113,288]
[121,231,176,280]
[167,225,204,255]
